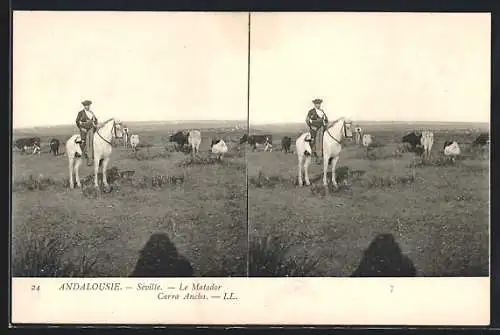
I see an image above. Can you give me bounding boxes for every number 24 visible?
[31,285,40,291]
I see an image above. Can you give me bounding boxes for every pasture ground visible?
[248,122,489,277]
[12,122,247,277]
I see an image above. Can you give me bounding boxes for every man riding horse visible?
[75,100,98,166]
[305,98,329,159]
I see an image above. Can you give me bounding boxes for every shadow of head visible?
[351,233,417,277]
[130,233,194,277]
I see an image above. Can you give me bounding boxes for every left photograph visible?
[11,11,249,277]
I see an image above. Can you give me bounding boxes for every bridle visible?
[96,119,123,146]
[324,119,352,144]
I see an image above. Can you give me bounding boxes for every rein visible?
[96,119,120,146]
[324,119,349,144]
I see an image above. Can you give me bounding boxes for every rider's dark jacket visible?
[76,110,98,131]
[306,108,328,129]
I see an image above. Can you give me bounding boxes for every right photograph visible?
[247,12,490,277]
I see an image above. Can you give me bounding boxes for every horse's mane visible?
[97,118,115,130]
[326,117,346,129]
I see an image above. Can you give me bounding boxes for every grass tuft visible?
[249,236,320,277]
[12,233,99,277]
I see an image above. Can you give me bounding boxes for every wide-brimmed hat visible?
[312,98,323,104]
[81,100,92,106]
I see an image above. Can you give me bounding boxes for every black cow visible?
[169,131,190,151]
[240,134,273,151]
[473,132,489,146]
[49,138,60,156]
[402,131,422,148]
[281,136,292,153]
[14,137,41,154]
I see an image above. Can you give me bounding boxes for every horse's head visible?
[343,118,354,139]
[113,119,124,139]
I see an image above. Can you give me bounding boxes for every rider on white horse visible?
[305,98,329,160]
[75,100,98,166]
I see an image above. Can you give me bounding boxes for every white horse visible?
[297,117,353,188]
[66,118,123,189]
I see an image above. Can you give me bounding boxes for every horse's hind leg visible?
[102,157,110,188]
[298,154,304,187]
[74,158,82,188]
[330,156,340,189]
[303,155,312,186]
[68,157,74,189]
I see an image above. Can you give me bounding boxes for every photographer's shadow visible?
[130,233,194,277]
[351,233,417,277]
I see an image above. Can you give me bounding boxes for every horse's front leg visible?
[102,157,110,188]
[323,154,330,187]
[330,156,340,189]
[94,156,100,188]
[74,158,82,188]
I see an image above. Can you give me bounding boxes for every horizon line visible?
[12,119,248,130]
[250,120,490,125]
[12,119,490,130]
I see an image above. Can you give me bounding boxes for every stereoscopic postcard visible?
[10,11,490,325]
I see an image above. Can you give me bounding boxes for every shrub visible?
[178,156,223,167]
[12,234,98,277]
[249,171,295,188]
[12,174,57,192]
[249,236,320,277]
[360,174,416,188]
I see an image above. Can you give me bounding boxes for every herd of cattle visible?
[12,128,231,159]
[353,127,489,162]
[12,126,490,162]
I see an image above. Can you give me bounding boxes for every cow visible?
[130,134,140,151]
[473,132,489,147]
[123,127,130,148]
[240,134,273,152]
[402,131,422,149]
[354,127,363,146]
[188,130,202,156]
[362,134,373,148]
[14,137,41,155]
[281,136,292,154]
[443,140,461,162]
[49,138,60,156]
[401,131,426,155]
[361,134,374,157]
[210,138,228,160]
[420,131,434,159]
[169,131,190,151]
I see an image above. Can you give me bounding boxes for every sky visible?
[12,11,249,128]
[249,12,491,124]
[13,12,491,129]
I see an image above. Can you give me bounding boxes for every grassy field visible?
[248,121,489,277]
[12,121,247,277]
[11,120,490,277]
